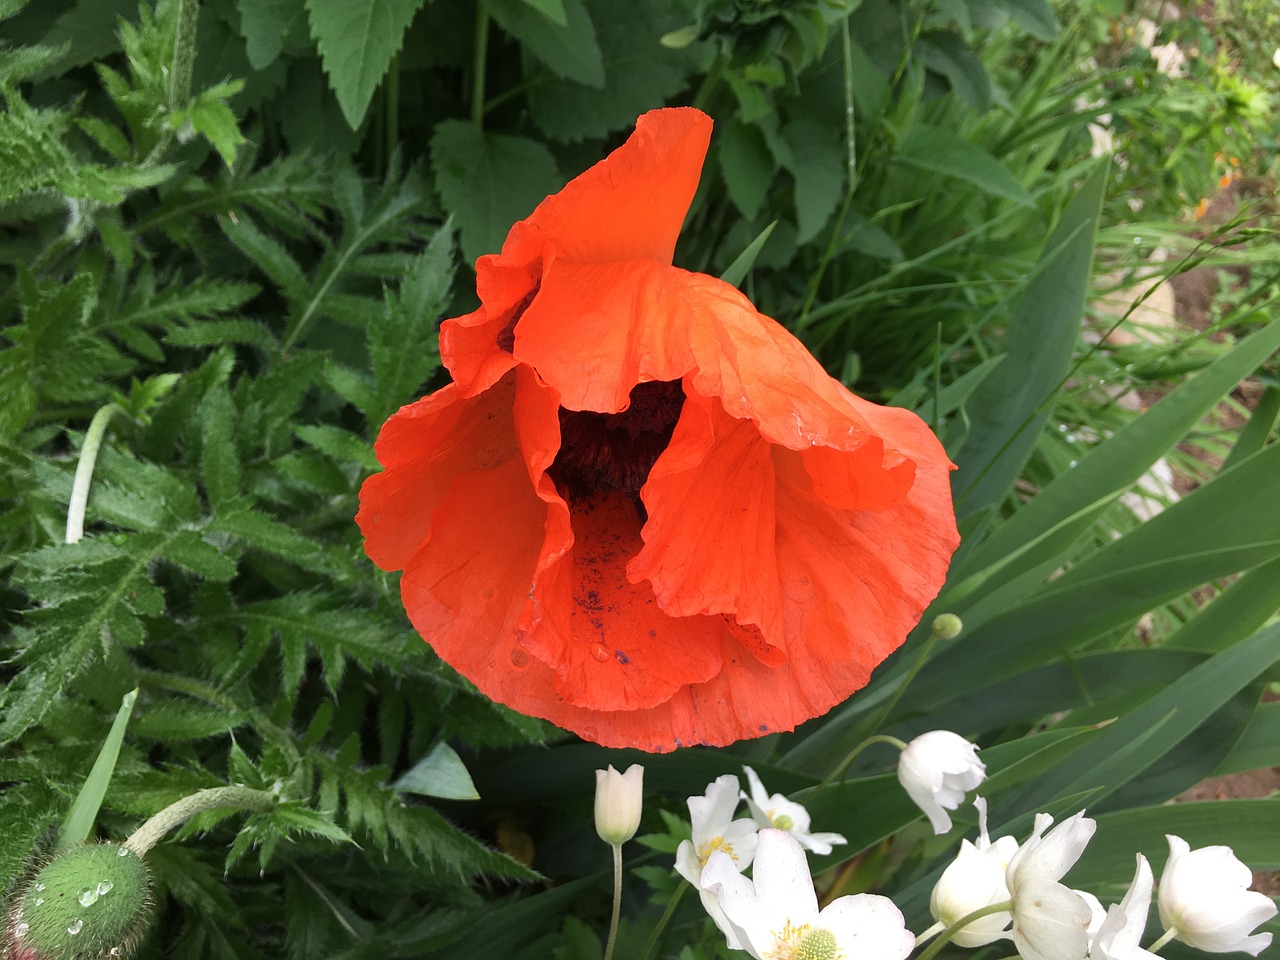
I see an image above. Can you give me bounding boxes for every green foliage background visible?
[1,0,1277,957]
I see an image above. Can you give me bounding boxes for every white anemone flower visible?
[1090,854,1159,960]
[1004,811,1098,960]
[1157,834,1276,956]
[741,766,847,855]
[675,774,760,949]
[701,829,915,960]
[929,797,1018,946]
[897,730,986,834]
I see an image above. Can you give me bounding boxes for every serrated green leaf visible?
[527,0,696,142]
[211,505,336,574]
[173,83,246,167]
[305,0,428,128]
[201,387,240,507]
[131,699,247,741]
[165,529,237,581]
[294,423,378,469]
[430,120,561,265]
[781,119,844,244]
[488,0,603,87]
[219,213,309,300]
[718,118,775,221]
[237,0,308,69]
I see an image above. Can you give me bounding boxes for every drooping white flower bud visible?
[1157,834,1276,956]
[897,731,986,834]
[594,764,643,846]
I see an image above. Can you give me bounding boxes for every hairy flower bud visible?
[3,843,152,960]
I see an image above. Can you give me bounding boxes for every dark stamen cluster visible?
[549,380,686,501]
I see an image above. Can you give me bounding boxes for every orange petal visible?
[518,491,726,712]
[628,393,786,662]
[523,108,711,266]
[357,378,522,571]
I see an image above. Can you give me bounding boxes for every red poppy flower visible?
[357,108,959,752]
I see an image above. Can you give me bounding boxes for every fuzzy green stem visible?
[639,883,687,960]
[124,786,276,856]
[865,614,958,737]
[915,900,1014,960]
[1148,927,1179,953]
[824,734,909,785]
[470,0,490,129]
[66,404,119,543]
[168,0,200,113]
[603,842,623,960]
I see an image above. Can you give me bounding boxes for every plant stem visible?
[66,404,119,543]
[470,0,490,129]
[865,614,959,737]
[603,842,623,960]
[124,786,276,856]
[914,920,946,945]
[915,900,1014,960]
[639,883,687,960]
[385,52,400,169]
[168,0,200,113]
[1148,927,1178,953]
[824,733,909,785]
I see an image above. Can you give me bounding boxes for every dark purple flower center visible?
[550,380,686,500]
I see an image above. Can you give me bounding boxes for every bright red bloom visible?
[357,108,959,751]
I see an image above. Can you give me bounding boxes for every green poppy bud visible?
[3,843,152,960]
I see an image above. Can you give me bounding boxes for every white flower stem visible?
[65,403,119,543]
[124,786,276,856]
[638,882,686,960]
[915,900,1014,960]
[914,920,947,945]
[1148,927,1179,953]
[603,842,623,960]
[825,734,909,784]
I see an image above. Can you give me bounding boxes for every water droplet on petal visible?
[509,647,530,668]
[78,888,99,907]
[14,922,29,938]
[67,919,84,935]
[97,881,114,896]
[590,643,610,663]
[581,726,598,741]
[486,659,497,670]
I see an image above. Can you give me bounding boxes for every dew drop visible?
[33,882,46,891]
[33,898,45,907]
[97,880,114,896]
[486,659,497,670]
[111,949,122,957]
[1065,433,1077,443]
[590,643,610,663]
[581,726,598,741]
[117,848,130,857]
[78,888,99,907]
[509,648,530,669]
[67,919,84,936]
[14,922,29,938]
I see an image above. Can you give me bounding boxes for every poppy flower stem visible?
[865,614,961,738]
[637,882,686,960]
[123,786,277,856]
[603,842,623,960]
[470,0,490,128]
[66,403,120,544]
[915,900,1014,960]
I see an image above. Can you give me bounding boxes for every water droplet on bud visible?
[14,922,29,938]
[97,880,115,896]
[67,918,84,935]
[78,887,99,907]
[33,882,46,891]
[117,848,130,857]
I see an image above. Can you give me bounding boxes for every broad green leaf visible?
[998,0,1061,40]
[782,119,844,244]
[527,0,696,143]
[917,441,1280,699]
[1220,383,1279,473]
[1213,700,1280,776]
[994,623,1280,815]
[430,120,561,264]
[718,118,775,220]
[922,31,992,112]
[949,161,1105,517]
[304,0,428,128]
[394,742,481,800]
[237,0,308,69]
[516,0,566,24]
[955,319,1280,582]
[57,688,137,849]
[897,125,1031,204]
[488,0,603,87]
[1166,555,1280,654]
[1072,799,1280,886]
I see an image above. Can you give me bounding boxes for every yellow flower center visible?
[770,812,796,831]
[766,922,843,960]
[698,835,735,866]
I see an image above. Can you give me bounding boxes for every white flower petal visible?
[898,731,986,836]
[1092,854,1153,960]
[820,894,915,960]
[1006,811,1095,894]
[1012,879,1092,960]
